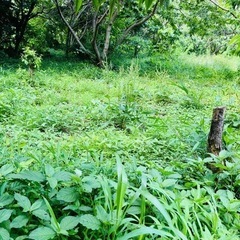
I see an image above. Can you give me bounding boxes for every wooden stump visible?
[207,106,226,155]
[207,107,226,172]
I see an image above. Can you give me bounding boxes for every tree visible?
[166,0,240,55]
[54,0,169,66]
[0,0,47,56]
[207,0,240,55]
[1,0,238,59]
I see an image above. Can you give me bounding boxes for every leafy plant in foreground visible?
[0,155,239,239]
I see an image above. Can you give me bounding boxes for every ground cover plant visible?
[0,53,240,239]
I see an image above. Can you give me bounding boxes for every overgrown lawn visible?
[0,53,239,239]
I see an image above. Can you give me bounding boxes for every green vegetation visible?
[0,53,239,239]
[0,1,239,239]
[1,0,239,65]
[21,47,42,77]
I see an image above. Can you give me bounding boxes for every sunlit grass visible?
[181,53,240,71]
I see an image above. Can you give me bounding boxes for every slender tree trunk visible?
[92,11,102,65]
[14,20,28,55]
[54,0,93,58]
[102,11,118,61]
[65,29,71,56]
[102,22,113,60]
[13,1,36,56]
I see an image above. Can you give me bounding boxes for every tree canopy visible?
[0,0,239,63]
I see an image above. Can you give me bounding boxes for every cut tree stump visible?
[207,106,226,155]
[207,106,226,172]
[207,107,226,156]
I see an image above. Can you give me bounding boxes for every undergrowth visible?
[0,53,239,239]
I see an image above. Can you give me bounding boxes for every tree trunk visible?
[92,11,102,66]
[207,106,226,172]
[54,0,93,59]
[102,21,113,61]
[207,106,226,155]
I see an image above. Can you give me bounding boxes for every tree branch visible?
[97,9,109,25]
[73,0,91,27]
[115,0,161,47]
[91,8,110,65]
[54,0,93,56]
[208,0,238,18]
[92,10,102,64]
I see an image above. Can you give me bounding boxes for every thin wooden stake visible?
[207,106,226,156]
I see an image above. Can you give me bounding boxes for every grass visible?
[0,53,240,239]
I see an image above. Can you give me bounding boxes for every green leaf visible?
[10,215,29,228]
[43,197,60,233]
[93,0,100,9]
[14,193,31,212]
[127,205,141,215]
[161,178,177,187]
[32,209,50,221]
[0,164,14,177]
[79,205,92,211]
[56,187,80,203]
[75,0,83,12]
[0,209,12,223]
[30,199,44,212]
[172,83,189,94]
[0,228,10,240]
[15,236,28,240]
[116,156,128,219]
[53,171,72,181]
[118,226,174,240]
[145,0,153,10]
[141,190,172,226]
[0,182,7,195]
[82,175,100,193]
[229,34,240,45]
[229,201,240,212]
[162,0,170,8]
[0,194,14,207]
[29,227,56,240]
[9,170,45,182]
[19,159,34,169]
[229,34,240,52]
[96,205,110,223]
[219,150,232,159]
[47,177,58,189]
[60,216,79,231]
[45,164,55,177]
[109,0,116,17]
[79,214,100,230]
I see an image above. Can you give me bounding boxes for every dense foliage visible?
[0,1,240,239]
[0,53,239,239]
[0,0,239,64]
